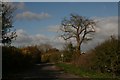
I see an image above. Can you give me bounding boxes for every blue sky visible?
[12,2,118,51]
[14,2,117,35]
[3,0,120,2]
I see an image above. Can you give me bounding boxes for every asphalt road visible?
[2,63,80,80]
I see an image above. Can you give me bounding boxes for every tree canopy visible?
[1,2,17,46]
[60,14,96,54]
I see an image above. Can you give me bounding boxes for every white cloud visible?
[16,11,51,20]
[50,37,65,49]
[48,25,60,32]
[13,29,66,49]
[95,16,118,38]
[31,34,49,44]
[13,16,118,51]
[14,29,32,43]
[81,16,118,51]
[13,29,49,46]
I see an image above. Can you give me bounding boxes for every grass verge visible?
[55,63,117,79]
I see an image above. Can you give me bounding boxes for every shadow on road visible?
[2,63,74,80]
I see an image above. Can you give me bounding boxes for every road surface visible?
[3,63,80,80]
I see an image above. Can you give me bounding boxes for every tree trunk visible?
[76,37,81,55]
[77,45,81,54]
[73,35,81,66]
[73,42,81,65]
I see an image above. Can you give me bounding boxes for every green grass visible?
[55,63,114,78]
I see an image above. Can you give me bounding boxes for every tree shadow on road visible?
[2,63,64,80]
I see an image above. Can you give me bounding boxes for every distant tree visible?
[21,46,41,63]
[37,43,52,53]
[63,42,75,62]
[1,2,17,46]
[64,42,75,53]
[60,14,95,54]
[47,48,59,53]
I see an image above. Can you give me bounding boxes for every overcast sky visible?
[11,2,118,51]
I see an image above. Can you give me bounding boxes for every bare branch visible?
[59,14,96,54]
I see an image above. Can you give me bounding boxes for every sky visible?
[11,2,118,51]
[2,0,120,2]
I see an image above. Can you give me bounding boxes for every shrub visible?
[21,46,41,63]
[93,36,120,76]
[2,46,33,75]
[62,42,75,62]
[73,52,96,69]
[49,53,61,63]
[41,53,50,63]
[41,52,61,63]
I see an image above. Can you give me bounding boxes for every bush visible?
[93,36,120,76]
[62,42,75,62]
[21,46,41,64]
[41,53,51,63]
[41,48,61,63]
[2,46,33,75]
[73,52,96,69]
[41,52,61,63]
[49,53,61,63]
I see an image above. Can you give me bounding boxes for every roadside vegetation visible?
[3,46,40,75]
[55,36,120,78]
[56,63,113,78]
[2,44,60,75]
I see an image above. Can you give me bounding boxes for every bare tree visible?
[60,14,96,54]
[1,2,17,46]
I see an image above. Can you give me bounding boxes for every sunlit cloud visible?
[16,11,51,21]
[13,16,118,51]
[13,29,49,46]
[48,25,60,32]
[82,16,118,51]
